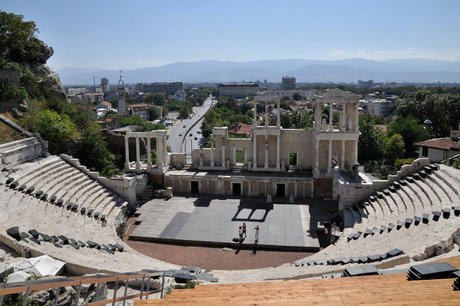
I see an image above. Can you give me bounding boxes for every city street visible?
[166,95,214,154]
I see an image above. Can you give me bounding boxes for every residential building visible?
[282,76,296,90]
[415,125,460,162]
[365,99,394,117]
[128,104,162,120]
[95,101,115,118]
[218,82,259,98]
[358,80,374,88]
[100,77,109,92]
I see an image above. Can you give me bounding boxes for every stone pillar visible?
[341,140,345,170]
[277,99,280,127]
[157,137,163,169]
[252,134,257,170]
[355,102,359,131]
[354,140,358,164]
[146,137,152,170]
[199,144,204,167]
[314,101,321,131]
[276,135,280,170]
[314,139,319,176]
[210,135,215,167]
[294,182,298,198]
[124,136,130,169]
[329,103,333,131]
[162,135,167,168]
[222,136,226,169]
[248,181,251,196]
[342,102,347,131]
[135,137,140,169]
[265,104,269,127]
[327,139,332,174]
[264,135,268,169]
[253,100,257,127]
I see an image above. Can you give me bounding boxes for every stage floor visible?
[129,196,336,251]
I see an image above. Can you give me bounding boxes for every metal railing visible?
[0,270,166,306]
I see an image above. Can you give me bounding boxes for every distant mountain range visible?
[57,58,460,85]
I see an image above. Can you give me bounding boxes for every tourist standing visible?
[242,223,247,238]
[254,225,259,244]
[239,226,243,242]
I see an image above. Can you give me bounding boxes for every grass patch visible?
[0,120,26,144]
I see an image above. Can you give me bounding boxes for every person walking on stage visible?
[242,222,247,238]
[238,226,243,242]
[254,225,259,244]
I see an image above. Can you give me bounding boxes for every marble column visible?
[277,99,280,127]
[222,137,226,169]
[355,102,359,131]
[252,134,257,169]
[135,136,140,170]
[314,140,319,175]
[264,135,268,169]
[314,101,321,131]
[327,139,332,174]
[210,135,215,167]
[124,136,130,169]
[276,135,280,170]
[265,104,269,127]
[354,140,358,164]
[329,103,333,131]
[199,144,203,167]
[253,100,257,127]
[341,140,345,170]
[157,137,163,169]
[342,102,347,131]
[146,137,152,170]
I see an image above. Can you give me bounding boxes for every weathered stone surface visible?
[7,270,32,283]
[29,289,51,304]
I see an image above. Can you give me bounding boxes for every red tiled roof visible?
[415,137,460,151]
[230,122,253,138]
[100,101,111,107]
[128,103,149,108]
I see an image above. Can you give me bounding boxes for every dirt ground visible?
[123,217,314,271]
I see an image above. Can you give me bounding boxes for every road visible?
[166,95,214,154]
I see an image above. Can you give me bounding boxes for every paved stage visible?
[129,196,336,251]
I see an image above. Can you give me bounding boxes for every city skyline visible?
[2,0,460,71]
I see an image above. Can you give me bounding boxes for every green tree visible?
[76,121,117,177]
[394,90,460,137]
[20,109,78,154]
[358,114,385,164]
[0,11,50,67]
[387,116,429,158]
[292,92,303,101]
[280,113,291,128]
[147,106,161,121]
[143,93,165,106]
[384,133,405,164]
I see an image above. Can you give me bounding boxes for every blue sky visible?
[3,0,460,70]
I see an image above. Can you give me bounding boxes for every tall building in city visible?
[100,77,109,92]
[117,72,126,113]
[282,76,296,90]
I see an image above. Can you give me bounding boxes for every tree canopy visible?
[0,10,51,67]
[358,114,385,164]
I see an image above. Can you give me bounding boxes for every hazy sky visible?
[3,0,460,70]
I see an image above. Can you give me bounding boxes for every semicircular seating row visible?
[311,164,460,263]
[0,155,173,273]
